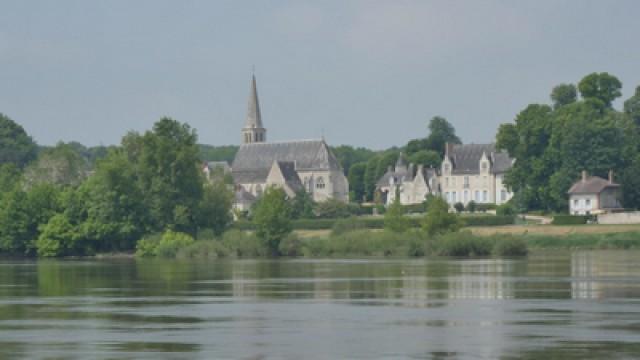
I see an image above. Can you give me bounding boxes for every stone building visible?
[440,143,513,206]
[376,143,514,207]
[376,153,439,206]
[568,170,622,215]
[230,75,349,205]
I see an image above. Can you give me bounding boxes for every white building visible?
[376,153,438,206]
[568,170,622,215]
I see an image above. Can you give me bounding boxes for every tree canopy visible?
[0,113,37,168]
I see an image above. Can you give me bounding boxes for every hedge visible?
[233,214,514,231]
[551,215,589,225]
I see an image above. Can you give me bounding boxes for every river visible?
[1,250,640,359]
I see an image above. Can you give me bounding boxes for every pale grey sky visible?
[1,0,639,149]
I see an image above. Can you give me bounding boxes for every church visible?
[230,75,349,208]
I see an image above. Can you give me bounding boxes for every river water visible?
[1,250,640,359]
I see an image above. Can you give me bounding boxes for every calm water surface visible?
[2,250,640,359]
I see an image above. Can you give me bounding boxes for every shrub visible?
[278,233,303,256]
[314,199,352,219]
[466,201,477,213]
[36,213,81,257]
[154,231,195,258]
[551,215,589,225]
[221,230,268,257]
[385,197,410,233]
[302,229,426,257]
[402,203,425,214]
[429,231,492,257]
[135,233,161,257]
[453,202,465,213]
[422,197,460,236]
[496,203,516,216]
[475,203,497,212]
[492,235,528,256]
[177,240,229,259]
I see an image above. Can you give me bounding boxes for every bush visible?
[221,230,268,257]
[466,201,477,213]
[154,231,195,258]
[475,203,497,212]
[551,215,589,225]
[422,197,461,236]
[402,203,425,214]
[177,240,229,259]
[496,203,516,216]
[278,233,303,256]
[492,235,528,256]
[302,229,426,257]
[428,231,492,257]
[314,199,353,219]
[453,202,465,213]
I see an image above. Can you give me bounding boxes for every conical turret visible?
[242,74,267,144]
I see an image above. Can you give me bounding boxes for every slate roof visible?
[244,75,263,129]
[376,165,437,188]
[232,139,341,184]
[568,176,620,194]
[275,161,304,192]
[206,161,231,173]
[447,143,513,174]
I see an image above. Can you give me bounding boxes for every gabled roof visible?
[232,139,342,184]
[273,161,303,192]
[235,187,256,203]
[446,143,513,175]
[568,176,620,194]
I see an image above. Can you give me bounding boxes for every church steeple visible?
[242,74,267,144]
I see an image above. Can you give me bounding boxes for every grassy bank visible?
[525,231,640,250]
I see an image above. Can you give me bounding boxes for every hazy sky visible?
[1,1,639,149]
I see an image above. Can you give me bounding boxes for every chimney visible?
[582,170,587,182]
[609,170,614,184]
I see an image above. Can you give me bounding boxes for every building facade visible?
[568,170,622,215]
[230,75,349,205]
[376,143,514,207]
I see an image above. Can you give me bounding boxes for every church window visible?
[316,177,325,190]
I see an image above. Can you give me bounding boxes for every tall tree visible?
[624,85,640,126]
[578,72,622,108]
[425,116,461,156]
[347,162,367,202]
[550,83,577,109]
[0,113,37,168]
[252,187,292,256]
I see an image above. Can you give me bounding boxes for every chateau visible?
[230,75,349,208]
[377,143,514,207]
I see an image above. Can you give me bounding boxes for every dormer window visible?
[316,177,325,190]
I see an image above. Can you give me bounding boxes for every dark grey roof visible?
[276,161,303,192]
[206,161,230,173]
[376,165,437,188]
[244,75,264,129]
[232,139,341,183]
[568,176,620,194]
[447,143,513,174]
[235,188,256,203]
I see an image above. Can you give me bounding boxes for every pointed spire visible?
[245,74,263,129]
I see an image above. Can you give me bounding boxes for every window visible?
[464,190,469,202]
[586,199,591,208]
[483,190,488,202]
[475,191,480,202]
[316,177,325,190]
[464,176,469,188]
[501,190,507,202]
[445,177,449,187]
[573,199,579,207]
[452,191,457,202]
[445,192,450,202]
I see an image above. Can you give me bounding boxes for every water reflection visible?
[0,251,639,358]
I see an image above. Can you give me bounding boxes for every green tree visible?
[253,187,292,255]
[422,197,460,236]
[425,116,461,155]
[624,85,640,126]
[550,83,577,109]
[453,202,464,213]
[0,164,22,198]
[0,113,37,168]
[621,154,640,209]
[384,190,410,233]
[36,213,80,257]
[196,181,233,236]
[314,198,353,219]
[578,72,622,108]
[347,162,367,202]
[23,142,88,187]
[408,150,441,168]
[363,156,380,201]
[332,145,376,175]
[495,123,518,155]
[290,189,315,219]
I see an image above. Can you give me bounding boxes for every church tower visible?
[241,74,267,144]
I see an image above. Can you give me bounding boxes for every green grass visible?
[525,231,640,249]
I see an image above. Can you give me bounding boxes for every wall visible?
[598,212,640,224]
[569,194,598,215]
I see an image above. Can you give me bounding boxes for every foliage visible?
[621,154,640,209]
[408,150,441,168]
[302,229,426,257]
[252,187,292,255]
[220,230,267,257]
[278,233,303,256]
[551,215,589,225]
[0,113,37,168]
[290,189,315,219]
[36,213,81,257]
[492,235,528,256]
[176,239,229,260]
[332,145,376,175]
[550,83,577,109]
[466,200,477,213]
[525,232,640,250]
[314,198,353,219]
[428,231,492,256]
[23,142,88,187]
[347,162,367,202]
[462,215,515,226]
[331,217,366,236]
[496,203,516,216]
[198,144,238,163]
[135,230,195,258]
[578,72,622,108]
[422,197,460,236]
[196,181,233,235]
[363,156,380,201]
[624,86,640,126]
[384,195,410,232]
[453,202,464,213]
